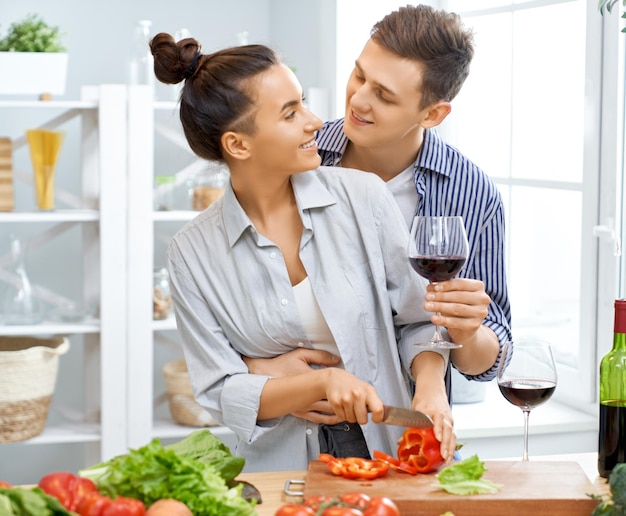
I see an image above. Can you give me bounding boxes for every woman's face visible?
[244,64,323,175]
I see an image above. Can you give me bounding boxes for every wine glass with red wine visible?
[408,216,469,349]
[496,339,557,461]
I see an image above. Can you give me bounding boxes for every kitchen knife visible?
[381,405,434,428]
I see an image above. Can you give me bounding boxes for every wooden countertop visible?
[237,453,610,516]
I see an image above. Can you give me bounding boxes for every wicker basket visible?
[0,336,69,443]
[163,359,217,427]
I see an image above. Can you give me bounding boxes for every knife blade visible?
[381,405,434,428]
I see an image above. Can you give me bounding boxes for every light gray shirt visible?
[167,166,445,472]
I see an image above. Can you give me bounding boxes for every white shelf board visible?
[152,419,234,441]
[0,320,100,336]
[0,210,99,223]
[0,100,97,109]
[152,316,177,331]
[9,422,101,445]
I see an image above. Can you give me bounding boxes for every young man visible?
[316,4,511,389]
[246,4,510,447]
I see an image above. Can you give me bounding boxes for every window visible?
[335,0,624,410]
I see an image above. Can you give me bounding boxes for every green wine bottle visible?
[598,299,626,478]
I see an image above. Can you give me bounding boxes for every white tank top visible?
[292,276,341,359]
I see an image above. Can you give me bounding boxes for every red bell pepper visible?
[321,455,390,480]
[396,427,445,474]
[38,471,98,510]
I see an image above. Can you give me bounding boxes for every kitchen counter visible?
[237,453,610,516]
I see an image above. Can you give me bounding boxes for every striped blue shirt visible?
[316,118,511,382]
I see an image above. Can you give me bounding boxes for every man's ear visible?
[221,131,251,161]
[421,101,452,129]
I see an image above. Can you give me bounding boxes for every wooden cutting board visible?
[303,460,602,515]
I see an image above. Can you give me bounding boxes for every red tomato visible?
[69,476,99,511]
[274,504,316,515]
[101,496,146,516]
[396,427,445,474]
[322,508,363,516]
[0,481,12,488]
[362,496,400,516]
[38,472,76,509]
[303,495,335,511]
[77,492,114,516]
[339,491,371,510]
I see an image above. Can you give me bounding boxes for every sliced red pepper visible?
[396,427,445,474]
[325,456,390,480]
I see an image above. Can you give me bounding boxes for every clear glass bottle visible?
[191,162,229,211]
[0,236,42,325]
[598,298,626,477]
[153,267,172,320]
[154,175,176,211]
[128,20,155,91]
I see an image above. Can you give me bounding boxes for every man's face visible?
[344,39,430,150]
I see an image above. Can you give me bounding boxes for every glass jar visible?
[153,267,173,320]
[191,162,229,211]
[154,175,176,211]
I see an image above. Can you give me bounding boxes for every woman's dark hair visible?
[371,5,474,109]
[150,33,281,161]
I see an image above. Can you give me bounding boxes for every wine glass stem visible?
[522,409,530,461]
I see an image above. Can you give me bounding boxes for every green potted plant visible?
[0,13,68,97]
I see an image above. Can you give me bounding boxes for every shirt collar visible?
[318,119,451,179]
[222,170,337,247]
[415,128,451,178]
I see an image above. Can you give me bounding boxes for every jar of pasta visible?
[191,162,229,211]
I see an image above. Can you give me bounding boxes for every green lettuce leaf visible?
[433,455,503,496]
[79,438,255,516]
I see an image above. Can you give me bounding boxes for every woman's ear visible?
[221,131,251,161]
[421,101,452,129]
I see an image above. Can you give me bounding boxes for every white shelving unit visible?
[0,86,234,480]
[0,86,130,464]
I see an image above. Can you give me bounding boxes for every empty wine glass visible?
[408,216,469,349]
[497,339,557,461]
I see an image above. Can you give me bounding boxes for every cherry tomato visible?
[322,508,363,516]
[77,491,114,516]
[101,496,146,516]
[68,476,99,511]
[396,427,445,474]
[363,496,400,516]
[303,495,335,511]
[339,491,371,510]
[274,504,316,516]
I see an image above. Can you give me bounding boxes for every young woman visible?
[151,33,454,472]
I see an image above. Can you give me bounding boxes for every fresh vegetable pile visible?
[591,462,626,515]
[0,430,256,516]
[275,492,400,515]
[78,430,256,515]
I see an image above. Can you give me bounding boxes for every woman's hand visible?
[410,351,456,463]
[244,349,345,423]
[243,348,340,377]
